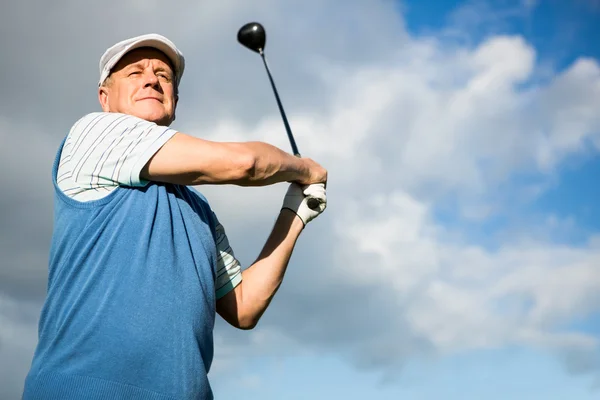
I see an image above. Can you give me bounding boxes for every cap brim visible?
[99,36,184,87]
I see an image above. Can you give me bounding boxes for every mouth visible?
[138,97,162,102]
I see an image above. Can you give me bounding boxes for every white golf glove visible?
[282,183,327,226]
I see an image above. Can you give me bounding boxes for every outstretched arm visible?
[141,132,327,187]
[216,184,326,329]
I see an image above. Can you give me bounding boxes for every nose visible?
[143,70,160,89]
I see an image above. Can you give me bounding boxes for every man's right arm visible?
[140,132,326,187]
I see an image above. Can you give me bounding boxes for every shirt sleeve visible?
[213,213,243,300]
[57,112,178,196]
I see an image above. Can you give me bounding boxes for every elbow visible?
[236,314,259,330]
[241,152,258,182]
[235,144,276,184]
[221,303,260,330]
[226,146,258,184]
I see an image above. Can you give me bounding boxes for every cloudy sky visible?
[2,0,600,398]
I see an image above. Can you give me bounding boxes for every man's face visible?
[98,47,178,126]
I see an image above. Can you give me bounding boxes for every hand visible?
[298,158,327,186]
[281,183,327,226]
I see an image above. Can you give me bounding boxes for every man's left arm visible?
[216,183,326,330]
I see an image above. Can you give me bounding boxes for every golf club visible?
[237,22,322,211]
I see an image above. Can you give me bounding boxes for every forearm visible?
[141,133,311,186]
[240,142,310,186]
[236,209,304,328]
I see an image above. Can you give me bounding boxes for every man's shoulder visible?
[69,112,156,135]
[71,111,110,126]
[68,112,111,137]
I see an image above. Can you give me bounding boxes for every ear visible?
[98,85,110,112]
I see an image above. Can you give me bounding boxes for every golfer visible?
[22,33,327,399]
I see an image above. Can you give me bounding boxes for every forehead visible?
[113,47,174,72]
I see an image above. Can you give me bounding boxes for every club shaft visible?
[260,51,300,157]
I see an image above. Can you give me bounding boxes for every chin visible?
[134,107,173,126]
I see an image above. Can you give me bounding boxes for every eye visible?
[129,71,141,76]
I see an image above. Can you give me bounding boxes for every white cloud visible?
[308,34,599,210]
[205,10,600,381]
[329,190,600,376]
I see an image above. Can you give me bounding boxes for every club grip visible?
[306,197,321,210]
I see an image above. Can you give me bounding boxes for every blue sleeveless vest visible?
[23,138,219,399]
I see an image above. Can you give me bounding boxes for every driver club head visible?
[237,22,266,53]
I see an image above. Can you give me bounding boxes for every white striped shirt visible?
[57,112,242,299]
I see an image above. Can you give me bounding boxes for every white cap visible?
[98,33,185,87]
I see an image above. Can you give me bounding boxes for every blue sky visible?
[1,0,600,399]
[403,0,600,67]
[212,348,598,399]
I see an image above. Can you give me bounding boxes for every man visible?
[22,33,327,399]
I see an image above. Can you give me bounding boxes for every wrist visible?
[291,157,310,184]
[280,208,306,231]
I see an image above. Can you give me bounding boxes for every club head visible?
[237,22,266,53]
